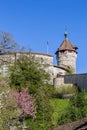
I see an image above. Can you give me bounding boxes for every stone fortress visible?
[0,32,87,91]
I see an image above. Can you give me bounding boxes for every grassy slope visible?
[51,98,69,126]
[51,92,87,127]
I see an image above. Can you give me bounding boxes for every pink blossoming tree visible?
[14,87,36,119]
[0,83,36,130]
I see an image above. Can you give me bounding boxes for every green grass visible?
[51,98,69,126]
[51,92,87,126]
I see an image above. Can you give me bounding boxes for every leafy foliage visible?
[0,89,21,130]
[58,92,87,125]
[0,79,36,130]
[33,84,54,129]
[51,98,69,126]
[9,54,55,130]
[68,92,87,119]
[9,55,50,91]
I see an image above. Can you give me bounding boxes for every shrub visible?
[58,92,87,124]
[57,84,78,95]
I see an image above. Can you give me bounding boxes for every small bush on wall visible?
[57,84,78,95]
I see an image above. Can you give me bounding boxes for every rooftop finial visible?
[46,41,49,54]
[64,26,68,39]
[64,31,68,39]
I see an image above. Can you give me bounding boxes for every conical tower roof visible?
[59,39,74,51]
[55,32,78,53]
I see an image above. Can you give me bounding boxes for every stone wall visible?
[0,52,53,65]
[45,66,66,85]
[64,73,87,91]
[53,76,64,88]
[58,51,77,73]
[0,52,67,85]
[0,52,54,76]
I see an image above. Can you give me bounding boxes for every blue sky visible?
[0,0,87,73]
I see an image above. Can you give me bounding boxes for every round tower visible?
[55,32,78,73]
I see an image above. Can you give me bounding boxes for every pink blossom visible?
[14,88,36,119]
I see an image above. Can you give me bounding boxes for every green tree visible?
[9,54,50,91]
[9,54,55,130]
